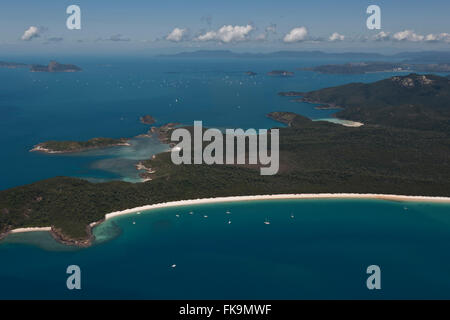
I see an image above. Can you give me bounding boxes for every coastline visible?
[3,193,450,247]
[9,227,52,234]
[314,118,364,127]
[102,193,450,221]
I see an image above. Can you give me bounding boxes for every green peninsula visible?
[280,73,450,131]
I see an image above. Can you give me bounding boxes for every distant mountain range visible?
[302,62,450,74]
[157,50,450,63]
[157,50,386,59]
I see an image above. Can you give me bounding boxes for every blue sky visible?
[0,0,449,54]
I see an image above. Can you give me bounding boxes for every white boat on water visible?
[264,218,270,225]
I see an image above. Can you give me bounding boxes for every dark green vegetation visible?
[267,112,299,126]
[32,137,129,153]
[302,62,450,74]
[281,73,450,131]
[2,73,450,243]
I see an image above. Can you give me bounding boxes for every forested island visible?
[31,137,130,153]
[2,73,450,246]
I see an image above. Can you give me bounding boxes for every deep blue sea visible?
[1,56,449,299]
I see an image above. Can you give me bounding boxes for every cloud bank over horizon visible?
[196,25,254,43]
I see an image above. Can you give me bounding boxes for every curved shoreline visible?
[3,193,450,245]
[102,193,450,221]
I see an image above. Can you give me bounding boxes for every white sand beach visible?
[314,118,364,127]
[9,227,52,234]
[103,193,450,221]
[5,193,450,236]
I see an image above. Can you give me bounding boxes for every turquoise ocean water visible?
[1,56,450,299]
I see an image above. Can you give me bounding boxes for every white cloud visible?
[21,26,42,41]
[166,28,187,42]
[329,32,345,41]
[425,32,450,43]
[373,31,390,41]
[370,30,450,43]
[196,25,253,43]
[197,31,216,41]
[283,27,308,43]
[392,30,424,42]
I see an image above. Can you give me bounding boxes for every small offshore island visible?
[0,60,82,73]
[30,138,130,154]
[2,73,450,247]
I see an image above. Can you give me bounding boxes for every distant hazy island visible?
[31,61,82,73]
[2,73,450,246]
[31,137,130,154]
[302,61,450,74]
[0,61,28,69]
[156,49,450,62]
[0,60,82,73]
